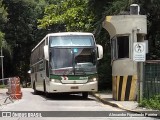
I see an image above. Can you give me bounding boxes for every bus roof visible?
[47,32,94,36]
[31,32,94,52]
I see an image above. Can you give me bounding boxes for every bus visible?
[30,32,103,98]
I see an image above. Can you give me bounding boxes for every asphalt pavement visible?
[1,88,160,118]
[0,89,14,107]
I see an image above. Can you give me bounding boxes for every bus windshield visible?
[50,48,97,75]
[49,35,94,47]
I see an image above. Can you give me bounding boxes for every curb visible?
[92,93,131,111]
[92,93,144,112]
[92,92,160,118]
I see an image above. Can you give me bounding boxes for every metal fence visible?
[143,60,160,99]
[0,78,9,86]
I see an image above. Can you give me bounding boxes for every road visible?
[0,88,158,120]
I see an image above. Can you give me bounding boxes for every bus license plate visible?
[71,86,79,89]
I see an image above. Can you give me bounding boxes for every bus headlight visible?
[51,79,61,83]
[88,77,97,82]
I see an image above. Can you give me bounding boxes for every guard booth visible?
[102,5,147,101]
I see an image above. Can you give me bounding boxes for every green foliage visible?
[95,29,112,90]
[0,0,8,48]
[138,0,160,59]
[38,0,95,32]
[139,95,160,110]
[0,84,5,88]
[2,0,48,79]
[0,0,8,23]
[0,31,4,47]
[104,0,132,15]
[1,0,160,91]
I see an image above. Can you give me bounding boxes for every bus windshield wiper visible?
[75,68,86,75]
[62,67,73,75]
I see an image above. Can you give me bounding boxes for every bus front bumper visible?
[48,81,98,93]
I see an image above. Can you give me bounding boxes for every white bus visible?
[30,32,103,98]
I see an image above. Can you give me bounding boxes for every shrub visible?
[139,95,160,110]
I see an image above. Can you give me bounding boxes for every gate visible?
[144,60,160,99]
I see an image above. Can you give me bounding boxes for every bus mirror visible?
[44,45,49,61]
[97,44,103,60]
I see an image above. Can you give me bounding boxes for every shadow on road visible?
[31,92,95,101]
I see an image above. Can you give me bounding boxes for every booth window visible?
[111,36,129,60]
[117,36,129,58]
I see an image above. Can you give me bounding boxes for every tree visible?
[0,0,12,79]
[2,0,48,80]
[1,0,160,90]
[138,0,160,59]
[0,0,7,47]
[38,0,95,32]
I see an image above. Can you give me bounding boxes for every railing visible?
[0,78,9,86]
[143,60,160,99]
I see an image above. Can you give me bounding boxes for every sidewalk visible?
[92,92,158,112]
[0,89,14,107]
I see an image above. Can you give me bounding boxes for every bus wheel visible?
[43,81,50,98]
[82,92,88,99]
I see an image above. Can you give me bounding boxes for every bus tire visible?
[43,81,50,98]
[33,82,38,95]
[82,92,88,99]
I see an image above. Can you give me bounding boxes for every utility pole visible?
[0,46,4,85]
